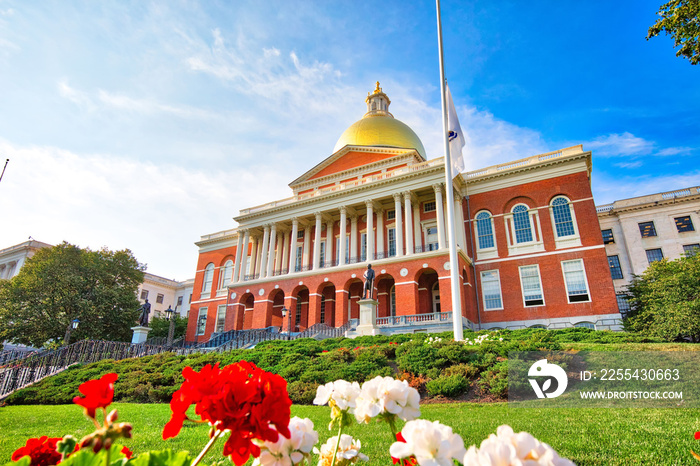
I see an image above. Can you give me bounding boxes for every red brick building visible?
[186,84,620,341]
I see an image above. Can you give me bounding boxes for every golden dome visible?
[333,83,426,159]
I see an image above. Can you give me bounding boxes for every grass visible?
[2,403,700,465]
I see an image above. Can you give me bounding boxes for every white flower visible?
[355,376,420,423]
[390,419,466,466]
[313,380,361,411]
[462,425,576,466]
[253,417,319,466]
[314,434,368,466]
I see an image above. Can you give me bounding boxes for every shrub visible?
[287,381,320,405]
[395,341,446,375]
[426,374,468,398]
[443,363,479,380]
[478,360,509,398]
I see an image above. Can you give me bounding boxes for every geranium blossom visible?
[389,420,465,466]
[12,436,62,466]
[695,431,700,440]
[162,361,292,466]
[313,380,361,411]
[253,417,319,466]
[462,425,575,465]
[314,434,368,466]
[354,376,420,424]
[73,373,118,419]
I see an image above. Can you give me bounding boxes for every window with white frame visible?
[551,197,576,237]
[360,233,367,261]
[480,270,503,310]
[216,305,226,333]
[388,228,396,256]
[476,211,495,249]
[219,260,233,289]
[387,210,395,220]
[196,307,207,335]
[519,265,544,306]
[320,295,326,324]
[512,205,533,243]
[295,245,303,271]
[390,285,396,317]
[425,226,438,251]
[295,301,302,326]
[319,241,326,268]
[423,201,436,213]
[562,259,591,303]
[335,236,349,263]
[201,263,214,294]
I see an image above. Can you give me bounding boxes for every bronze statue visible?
[363,264,375,299]
[138,299,151,326]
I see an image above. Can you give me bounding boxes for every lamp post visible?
[281,307,292,340]
[64,318,80,346]
[196,315,207,345]
[164,305,177,347]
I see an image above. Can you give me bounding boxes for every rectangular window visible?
[387,210,395,220]
[319,241,326,268]
[638,221,657,238]
[562,259,590,303]
[388,228,396,257]
[608,255,623,280]
[645,248,664,263]
[423,201,436,213]
[675,216,695,233]
[320,296,326,324]
[519,265,544,307]
[335,237,350,263]
[216,305,226,333]
[156,293,164,304]
[140,290,149,300]
[616,294,631,317]
[295,301,302,326]
[295,245,303,272]
[177,296,183,306]
[360,233,367,261]
[601,229,614,244]
[197,307,207,335]
[297,230,304,239]
[426,226,439,251]
[481,270,503,310]
[683,244,700,257]
[188,293,192,304]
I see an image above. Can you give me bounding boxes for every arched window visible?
[512,205,533,243]
[529,324,546,329]
[551,197,576,237]
[476,211,495,249]
[219,260,233,289]
[202,263,214,294]
[574,322,595,329]
[390,285,396,317]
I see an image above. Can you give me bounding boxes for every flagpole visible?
[436,0,464,341]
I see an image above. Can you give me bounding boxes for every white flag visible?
[446,84,465,178]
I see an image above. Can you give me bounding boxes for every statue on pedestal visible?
[137,299,151,326]
[363,264,375,299]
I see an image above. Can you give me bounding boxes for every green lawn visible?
[2,403,699,465]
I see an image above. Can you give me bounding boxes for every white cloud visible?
[614,161,643,169]
[657,146,693,156]
[587,132,655,157]
[592,169,700,205]
[97,90,218,119]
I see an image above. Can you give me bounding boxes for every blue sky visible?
[0,0,698,280]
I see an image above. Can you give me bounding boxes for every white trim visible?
[191,297,228,304]
[480,269,503,311]
[561,258,592,304]
[336,289,350,294]
[254,299,274,304]
[475,244,605,265]
[395,280,419,286]
[518,264,545,307]
[474,210,498,260]
[549,195,582,249]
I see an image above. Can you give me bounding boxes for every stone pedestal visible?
[357,298,380,336]
[131,326,152,344]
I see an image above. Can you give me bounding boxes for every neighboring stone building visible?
[137,274,195,322]
[187,84,621,341]
[0,239,53,280]
[597,186,700,316]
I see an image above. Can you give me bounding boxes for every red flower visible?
[391,432,418,466]
[163,361,292,466]
[12,437,62,466]
[73,373,118,419]
[120,446,133,459]
[695,431,700,440]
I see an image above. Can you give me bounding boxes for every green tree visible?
[647,0,700,65]
[0,242,145,347]
[147,314,189,340]
[624,250,700,342]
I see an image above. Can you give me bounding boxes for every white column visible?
[326,219,334,266]
[313,212,323,270]
[274,232,283,273]
[249,236,258,277]
[282,230,290,273]
[454,194,465,250]
[338,207,347,266]
[413,204,422,252]
[232,230,244,283]
[259,226,271,278]
[377,208,385,258]
[393,193,404,257]
[433,184,446,249]
[303,225,311,271]
[240,229,251,280]
[289,218,299,273]
[403,191,413,255]
[350,215,358,261]
[365,200,374,261]
[266,224,277,278]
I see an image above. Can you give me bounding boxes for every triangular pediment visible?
[289,145,425,193]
